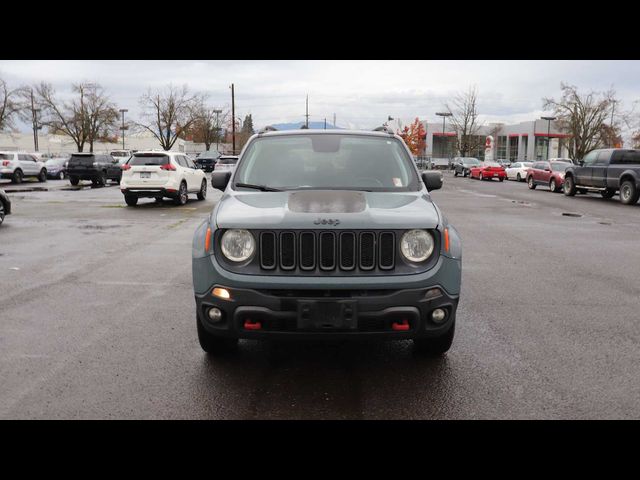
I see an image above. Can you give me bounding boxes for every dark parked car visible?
[526,160,572,192]
[194,129,462,356]
[563,149,640,204]
[44,157,69,180]
[0,188,11,226]
[66,153,122,186]
[194,151,221,172]
[453,157,481,177]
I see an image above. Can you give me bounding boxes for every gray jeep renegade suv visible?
[192,129,462,355]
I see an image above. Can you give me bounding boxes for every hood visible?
[214,189,441,230]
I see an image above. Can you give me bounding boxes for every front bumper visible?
[196,284,458,340]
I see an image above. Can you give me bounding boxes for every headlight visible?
[221,229,255,262]
[400,229,434,262]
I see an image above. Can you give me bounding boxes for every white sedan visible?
[505,161,533,182]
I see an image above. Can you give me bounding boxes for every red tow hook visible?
[392,319,410,331]
[244,319,262,330]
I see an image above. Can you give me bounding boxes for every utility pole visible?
[213,109,222,152]
[305,95,309,128]
[30,89,40,152]
[324,118,327,130]
[119,109,128,149]
[609,101,616,148]
[333,113,336,128]
[541,116,556,160]
[230,84,236,154]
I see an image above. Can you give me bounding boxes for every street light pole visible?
[213,109,222,152]
[436,112,452,158]
[119,109,128,150]
[541,116,556,160]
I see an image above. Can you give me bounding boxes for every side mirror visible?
[422,171,443,191]
[544,168,551,172]
[211,171,231,191]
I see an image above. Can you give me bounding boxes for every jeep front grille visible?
[258,230,395,273]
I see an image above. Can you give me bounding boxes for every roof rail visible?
[258,125,278,134]
[373,125,394,134]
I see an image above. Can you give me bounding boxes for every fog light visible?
[431,308,446,324]
[207,307,223,323]
[212,287,231,300]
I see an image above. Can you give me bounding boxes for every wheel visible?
[563,175,576,196]
[620,180,640,205]
[197,317,238,355]
[124,194,138,206]
[463,170,468,177]
[454,171,458,177]
[499,177,504,182]
[549,180,559,192]
[174,181,188,205]
[69,176,80,186]
[413,321,455,356]
[527,176,536,189]
[517,173,522,182]
[197,179,207,200]
[601,188,616,199]
[58,171,65,180]
[11,169,23,184]
[0,201,4,226]
[38,169,47,182]
[479,172,484,180]
[99,172,108,186]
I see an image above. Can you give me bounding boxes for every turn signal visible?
[205,227,212,253]
[212,287,230,300]
[444,228,450,253]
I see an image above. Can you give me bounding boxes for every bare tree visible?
[0,76,27,132]
[543,83,617,160]
[190,102,229,152]
[35,81,118,152]
[446,86,484,157]
[137,85,202,151]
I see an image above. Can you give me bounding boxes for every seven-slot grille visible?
[259,231,396,273]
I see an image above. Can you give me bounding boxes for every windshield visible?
[110,151,129,157]
[129,155,169,166]
[462,158,480,165]
[218,157,237,165]
[45,158,66,166]
[551,162,571,172]
[234,134,419,192]
[484,162,501,167]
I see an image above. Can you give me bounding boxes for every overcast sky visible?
[1,60,639,136]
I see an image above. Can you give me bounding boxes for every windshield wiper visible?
[234,183,282,192]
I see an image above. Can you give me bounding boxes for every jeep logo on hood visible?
[314,218,340,226]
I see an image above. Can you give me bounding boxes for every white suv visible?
[0,151,48,184]
[120,151,207,206]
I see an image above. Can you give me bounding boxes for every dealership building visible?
[387,118,571,161]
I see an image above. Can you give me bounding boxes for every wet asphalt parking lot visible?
[1,172,639,419]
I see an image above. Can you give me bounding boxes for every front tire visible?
[479,172,484,180]
[197,318,238,355]
[70,176,80,186]
[0,201,4,226]
[620,180,640,205]
[550,180,560,192]
[517,173,522,182]
[197,179,207,200]
[124,194,138,206]
[413,321,455,356]
[58,171,65,180]
[564,175,576,196]
[454,171,458,177]
[38,169,47,182]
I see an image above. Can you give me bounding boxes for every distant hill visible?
[268,121,341,130]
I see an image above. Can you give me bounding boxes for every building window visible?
[496,136,507,159]
[509,137,518,161]
[522,136,528,160]
[535,136,548,160]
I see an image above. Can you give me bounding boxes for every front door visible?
[575,151,598,186]
[590,151,611,188]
